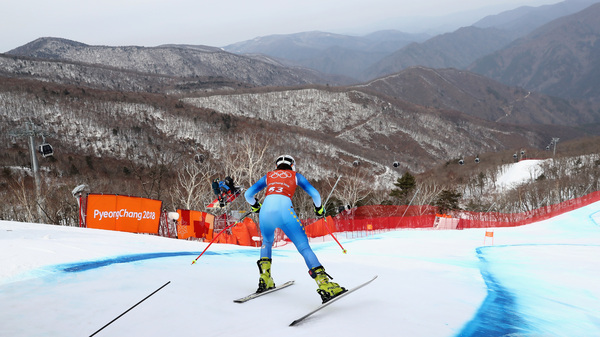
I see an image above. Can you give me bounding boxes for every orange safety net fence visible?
[333,204,438,233]
[176,209,215,240]
[84,191,600,246]
[457,190,600,229]
[333,191,600,232]
[301,216,336,238]
[174,210,261,246]
[215,217,261,247]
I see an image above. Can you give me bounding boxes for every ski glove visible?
[251,201,262,213]
[314,204,325,217]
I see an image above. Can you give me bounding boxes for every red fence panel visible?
[116,191,600,246]
[328,191,600,233]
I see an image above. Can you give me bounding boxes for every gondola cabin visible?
[39,143,54,158]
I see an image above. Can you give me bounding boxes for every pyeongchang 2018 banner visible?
[85,194,162,234]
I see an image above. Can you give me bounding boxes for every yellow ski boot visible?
[309,266,347,303]
[256,258,275,293]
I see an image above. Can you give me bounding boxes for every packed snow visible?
[495,159,547,191]
[1,199,600,336]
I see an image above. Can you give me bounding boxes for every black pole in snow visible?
[89,281,171,337]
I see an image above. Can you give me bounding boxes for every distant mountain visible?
[468,2,600,102]
[362,0,600,81]
[0,53,253,93]
[473,0,600,34]
[224,30,428,56]
[221,0,598,84]
[223,30,429,81]
[362,26,517,81]
[156,44,224,52]
[6,37,342,87]
[220,1,595,82]
[358,66,600,126]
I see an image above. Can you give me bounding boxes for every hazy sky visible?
[2,0,563,52]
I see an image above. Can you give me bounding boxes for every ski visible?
[289,275,378,326]
[234,280,295,303]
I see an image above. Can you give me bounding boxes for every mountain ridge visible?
[468,2,600,102]
[6,37,345,87]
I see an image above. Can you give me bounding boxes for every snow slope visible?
[1,200,600,337]
[495,159,547,191]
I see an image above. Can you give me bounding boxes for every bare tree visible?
[129,148,181,201]
[414,181,444,208]
[219,132,272,189]
[40,183,79,226]
[9,174,36,222]
[170,159,217,210]
[332,168,373,208]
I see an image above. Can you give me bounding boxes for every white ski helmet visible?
[276,154,296,171]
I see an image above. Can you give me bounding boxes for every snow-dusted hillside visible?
[5,38,332,87]
[183,88,539,174]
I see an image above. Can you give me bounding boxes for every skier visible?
[212,178,229,207]
[244,154,347,303]
[224,175,239,194]
[212,178,221,197]
[218,180,230,194]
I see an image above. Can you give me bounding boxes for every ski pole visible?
[321,215,347,254]
[191,210,252,264]
[323,175,342,207]
[321,175,347,253]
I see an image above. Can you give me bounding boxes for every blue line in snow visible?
[589,210,600,226]
[60,251,208,272]
[456,246,528,337]
[57,249,285,273]
[457,243,600,337]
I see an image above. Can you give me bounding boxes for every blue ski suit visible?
[245,169,322,269]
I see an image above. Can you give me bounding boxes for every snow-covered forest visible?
[2,70,600,226]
